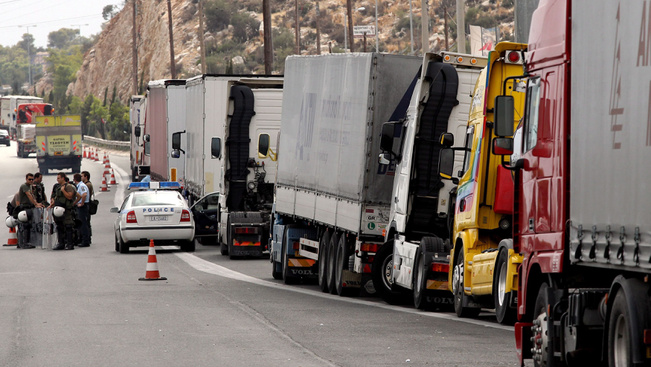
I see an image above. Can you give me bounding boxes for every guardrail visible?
[83,136,129,151]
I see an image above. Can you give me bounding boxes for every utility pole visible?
[198,0,206,74]
[443,5,449,50]
[263,0,273,73]
[456,0,465,53]
[132,0,138,95]
[346,0,354,52]
[295,0,300,54]
[315,1,321,55]
[167,0,177,79]
[421,0,429,53]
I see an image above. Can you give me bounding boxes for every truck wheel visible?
[608,293,632,367]
[494,250,515,325]
[532,283,553,367]
[452,252,480,318]
[413,251,430,310]
[335,234,357,297]
[318,229,331,293]
[282,234,297,285]
[371,241,405,304]
[272,258,282,280]
[326,231,339,294]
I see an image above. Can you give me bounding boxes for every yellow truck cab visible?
[439,42,527,324]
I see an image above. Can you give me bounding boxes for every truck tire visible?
[372,241,405,305]
[318,229,332,293]
[335,234,358,297]
[494,250,515,325]
[282,232,297,285]
[452,251,481,318]
[608,293,632,367]
[532,283,554,367]
[326,231,339,294]
[607,279,650,367]
[272,259,282,280]
[412,250,430,309]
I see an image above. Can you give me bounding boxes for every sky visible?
[0,0,117,49]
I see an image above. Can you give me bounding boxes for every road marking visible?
[174,251,513,332]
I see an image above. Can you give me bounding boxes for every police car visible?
[111,182,195,253]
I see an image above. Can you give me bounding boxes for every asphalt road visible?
[0,142,520,367]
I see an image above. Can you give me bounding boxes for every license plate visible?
[149,216,168,222]
[54,151,63,156]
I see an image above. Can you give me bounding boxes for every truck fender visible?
[603,275,651,365]
[449,230,475,286]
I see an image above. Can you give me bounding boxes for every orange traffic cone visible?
[109,169,117,185]
[94,148,99,161]
[139,239,167,281]
[4,226,17,247]
[104,153,110,167]
[83,147,87,159]
[100,176,109,192]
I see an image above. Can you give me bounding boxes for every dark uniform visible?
[53,183,77,250]
[17,182,35,248]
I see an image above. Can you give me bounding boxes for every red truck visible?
[492,0,651,366]
[16,103,54,158]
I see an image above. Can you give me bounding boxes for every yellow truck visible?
[438,42,527,324]
[35,115,83,174]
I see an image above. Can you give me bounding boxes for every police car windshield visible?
[132,192,181,207]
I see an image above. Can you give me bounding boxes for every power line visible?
[0,14,103,29]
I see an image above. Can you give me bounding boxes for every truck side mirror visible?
[134,126,141,137]
[172,131,182,150]
[438,148,458,184]
[171,150,181,159]
[492,137,514,156]
[143,134,150,143]
[494,96,514,137]
[380,122,396,152]
[258,133,270,158]
[211,137,222,159]
[439,132,454,147]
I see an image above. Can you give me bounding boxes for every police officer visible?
[32,172,48,205]
[49,172,80,251]
[17,173,44,249]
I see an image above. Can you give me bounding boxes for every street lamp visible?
[19,24,37,87]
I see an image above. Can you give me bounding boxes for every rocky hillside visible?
[67,0,514,103]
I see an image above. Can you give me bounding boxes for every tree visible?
[17,34,35,53]
[102,5,117,20]
[48,28,78,49]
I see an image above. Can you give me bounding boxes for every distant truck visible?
[0,95,43,138]
[34,115,82,174]
[129,95,149,181]
[270,53,421,296]
[16,102,54,158]
[491,0,651,365]
[146,79,186,183]
[173,75,283,254]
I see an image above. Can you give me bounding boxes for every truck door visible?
[191,192,220,238]
[518,66,567,257]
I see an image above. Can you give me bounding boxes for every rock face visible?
[68,0,515,103]
[70,0,201,102]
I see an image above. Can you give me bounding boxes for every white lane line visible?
[174,252,513,332]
